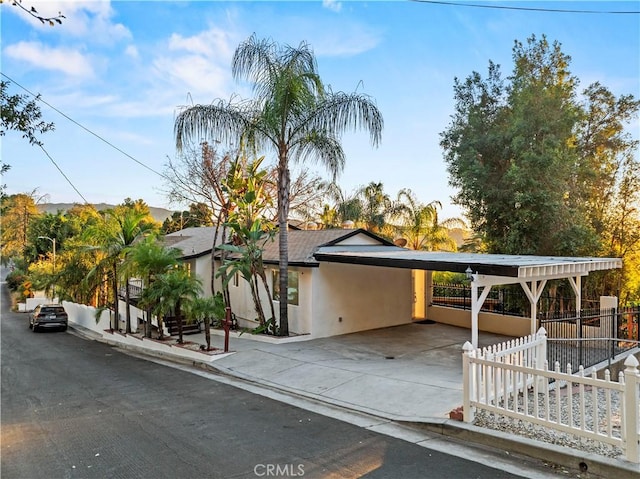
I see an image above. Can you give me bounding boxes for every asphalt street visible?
[1,279,563,479]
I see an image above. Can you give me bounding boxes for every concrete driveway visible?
[201,322,514,421]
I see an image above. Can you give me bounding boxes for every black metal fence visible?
[431,283,592,317]
[541,306,640,370]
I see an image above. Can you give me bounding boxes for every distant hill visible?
[37,203,176,223]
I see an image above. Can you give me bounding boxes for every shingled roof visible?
[166,226,395,265]
[260,228,393,266]
[164,227,227,259]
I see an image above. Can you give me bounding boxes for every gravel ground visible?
[472,385,625,459]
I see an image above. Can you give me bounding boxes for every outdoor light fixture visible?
[465,266,473,280]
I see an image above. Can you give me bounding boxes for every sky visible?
[2,1,639,221]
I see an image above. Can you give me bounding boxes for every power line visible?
[410,0,640,14]
[1,72,166,178]
[37,144,90,204]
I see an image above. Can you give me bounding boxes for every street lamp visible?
[38,236,56,299]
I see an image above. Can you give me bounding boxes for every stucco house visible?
[163,226,622,343]
[165,226,413,338]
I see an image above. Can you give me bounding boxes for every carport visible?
[313,248,622,347]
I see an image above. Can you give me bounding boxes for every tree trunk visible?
[205,319,211,350]
[157,313,165,340]
[145,273,152,338]
[258,270,277,327]
[176,299,183,343]
[249,274,266,326]
[125,276,131,334]
[278,165,290,336]
[112,263,118,332]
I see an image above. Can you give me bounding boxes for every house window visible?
[272,270,299,305]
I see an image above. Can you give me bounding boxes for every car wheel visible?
[32,325,38,333]
[61,326,68,332]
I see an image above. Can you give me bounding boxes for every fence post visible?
[536,327,547,390]
[462,341,475,422]
[623,355,639,463]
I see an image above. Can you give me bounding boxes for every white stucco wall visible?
[311,262,413,338]
[227,265,312,336]
[193,256,213,297]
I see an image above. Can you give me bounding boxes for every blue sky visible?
[2,1,638,220]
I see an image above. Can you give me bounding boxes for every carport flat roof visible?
[314,247,622,279]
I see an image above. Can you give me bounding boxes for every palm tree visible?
[145,267,202,344]
[123,236,181,337]
[175,35,383,335]
[393,189,465,251]
[84,207,157,332]
[358,182,395,234]
[187,293,225,351]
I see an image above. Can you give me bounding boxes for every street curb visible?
[411,420,639,479]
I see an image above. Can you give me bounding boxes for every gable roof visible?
[260,228,394,266]
[166,226,397,266]
[164,226,227,260]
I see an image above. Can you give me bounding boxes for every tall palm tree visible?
[84,207,156,332]
[175,35,383,335]
[123,236,181,337]
[145,267,202,344]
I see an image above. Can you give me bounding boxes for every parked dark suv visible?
[29,304,68,332]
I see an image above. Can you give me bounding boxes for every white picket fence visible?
[462,327,640,463]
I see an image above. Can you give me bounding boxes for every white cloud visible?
[312,26,381,57]
[168,28,235,59]
[4,41,94,78]
[125,45,139,59]
[322,0,342,13]
[151,27,238,101]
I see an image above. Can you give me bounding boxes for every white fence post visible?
[536,327,547,390]
[623,355,639,463]
[462,341,475,422]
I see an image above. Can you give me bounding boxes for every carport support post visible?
[471,282,480,348]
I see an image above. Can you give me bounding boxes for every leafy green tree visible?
[218,156,277,329]
[0,81,55,196]
[0,81,54,146]
[143,267,202,343]
[441,34,639,302]
[161,203,215,234]
[442,35,588,255]
[1,193,41,261]
[175,35,383,335]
